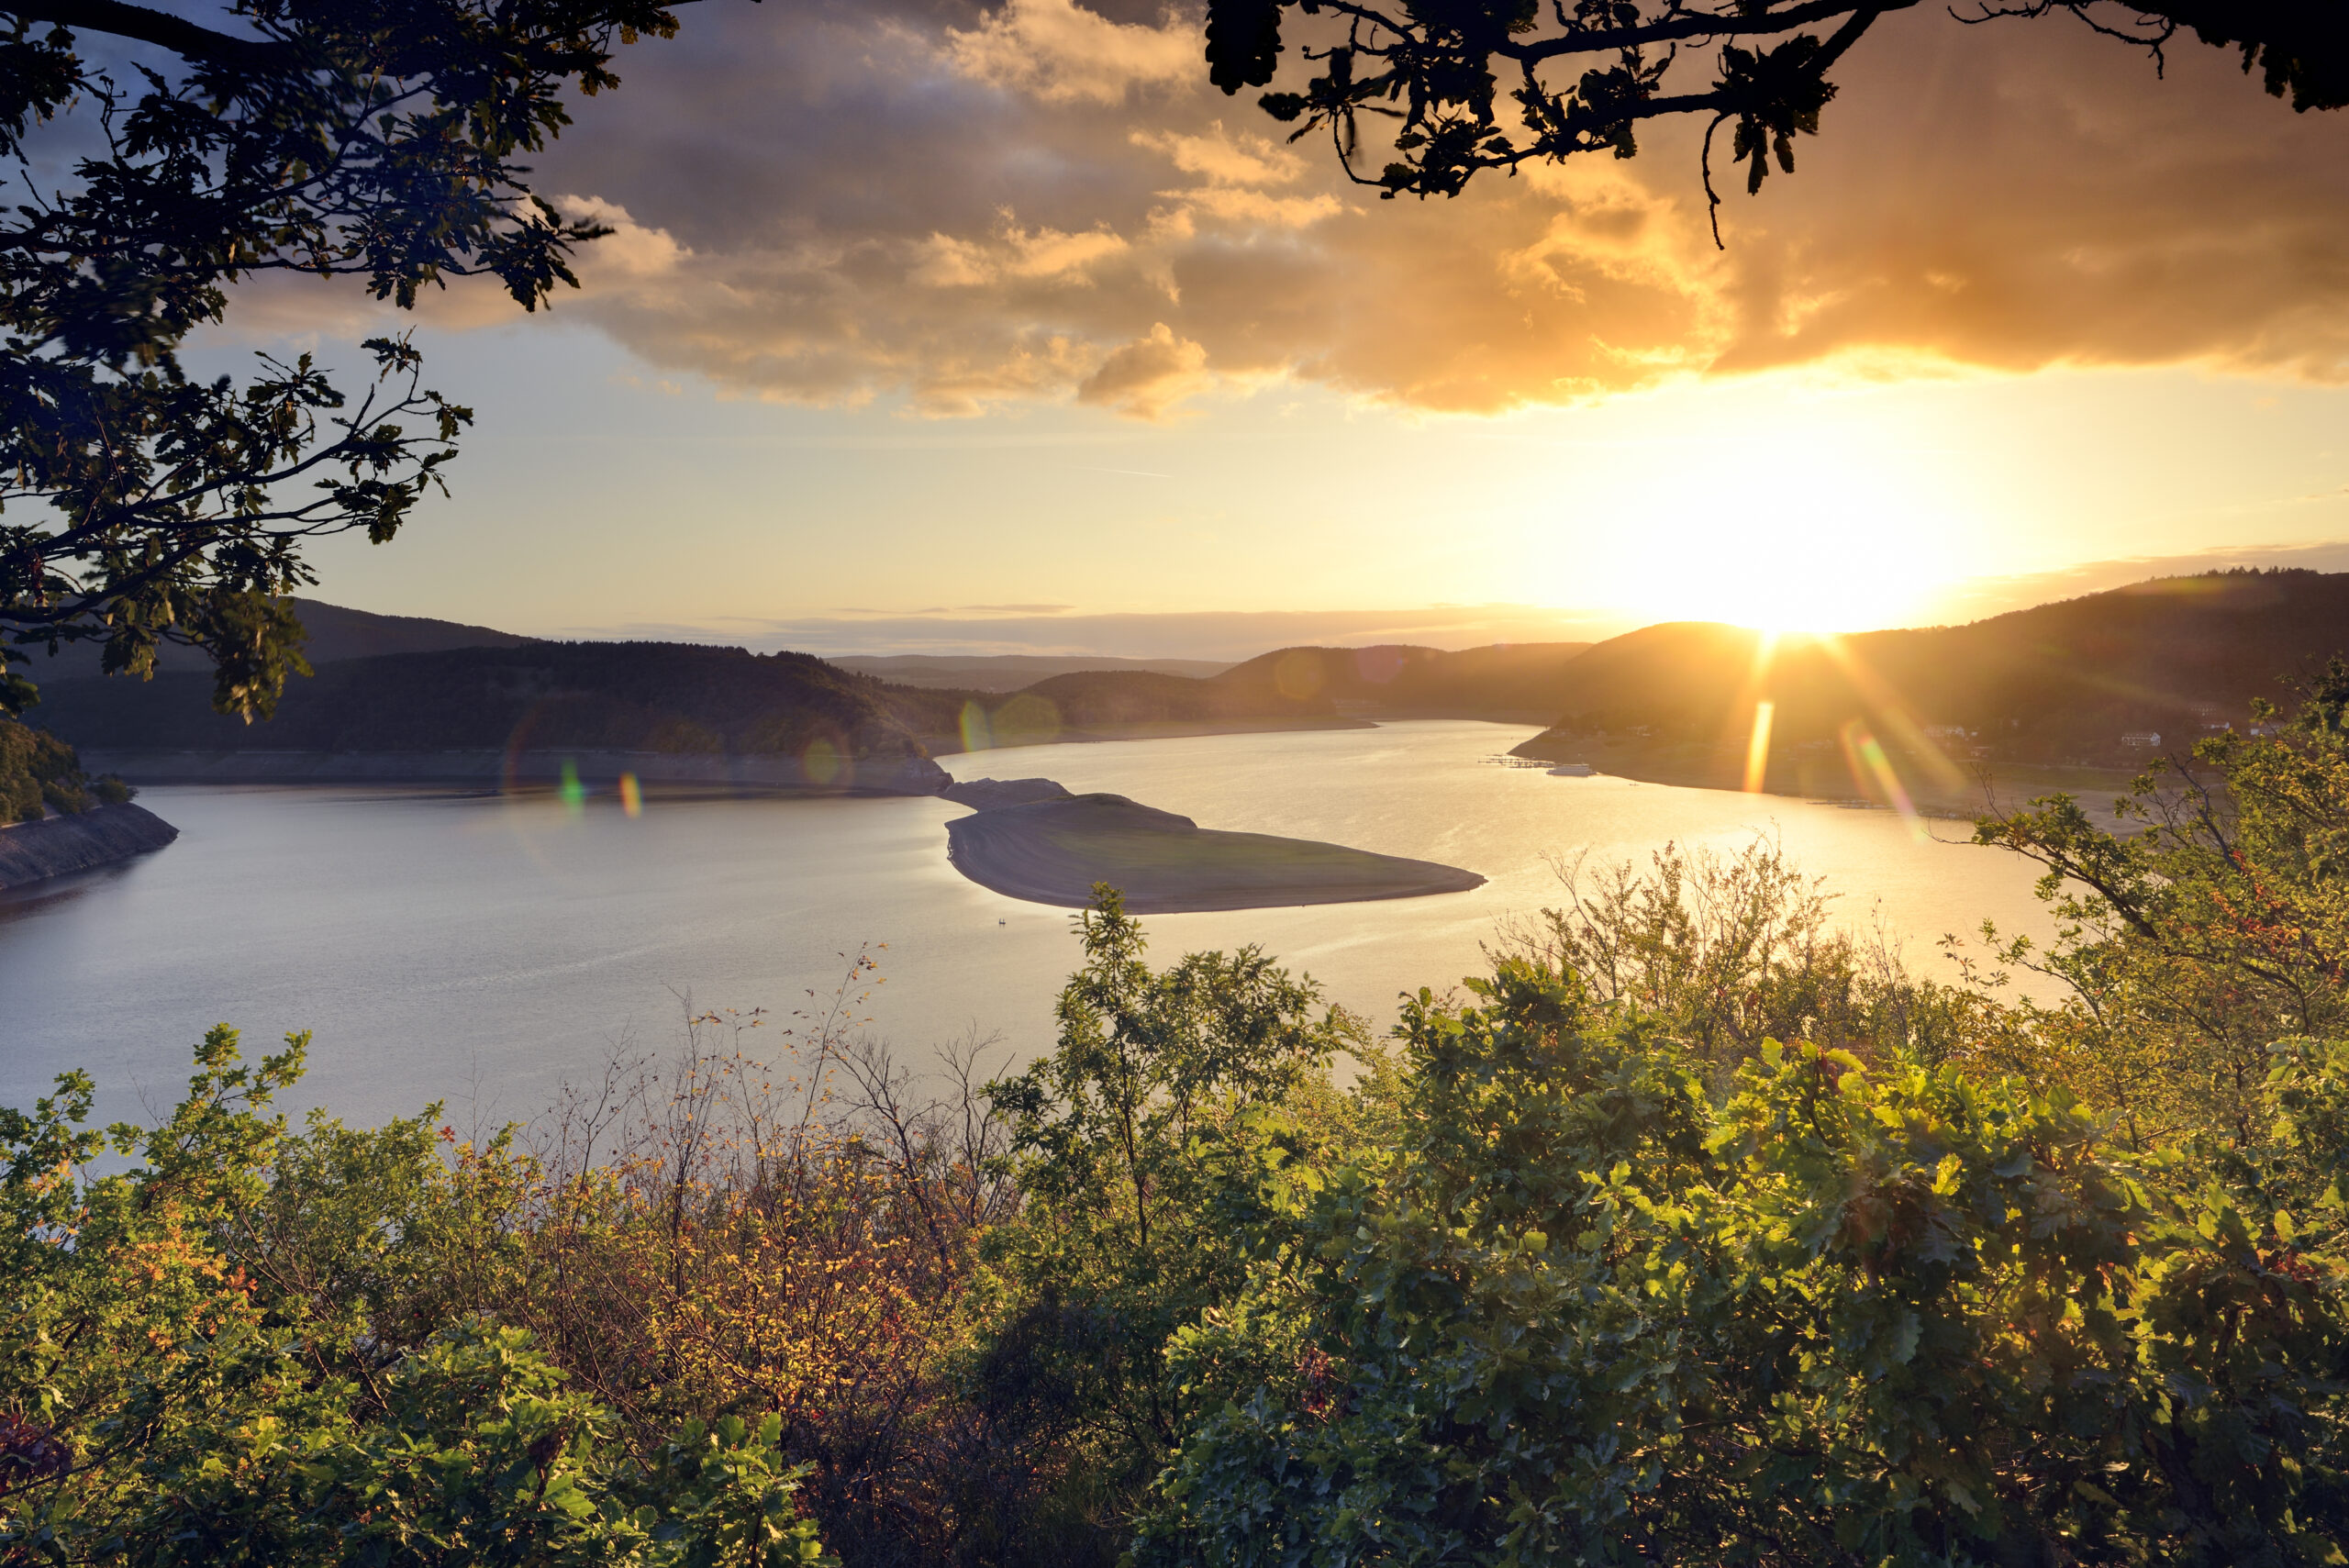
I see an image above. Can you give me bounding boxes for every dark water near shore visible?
[2,721,2056,1130]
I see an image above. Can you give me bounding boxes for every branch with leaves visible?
[1203,0,2348,244]
[0,0,718,716]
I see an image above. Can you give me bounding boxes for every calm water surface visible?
[2,721,2055,1129]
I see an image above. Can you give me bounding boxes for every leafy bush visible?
[1973,658,2349,1148]
[969,888,1382,1562]
[0,1027,837,1567]
[0,715,100,822]
[1137,968,2349,1566]
[1505,835,2012,1078]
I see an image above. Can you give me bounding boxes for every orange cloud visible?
[215,2,2349,420]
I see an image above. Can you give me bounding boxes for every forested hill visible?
[1211,641,1595,716]
[17,596,534,681]
[34,641,947,763]
[39,574,2345,773]
[982,640,1598,728]
[1517,569,2349,767]
[26,622,1606,761]
[833,652,1231,690]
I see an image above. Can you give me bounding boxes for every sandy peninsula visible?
[942,784,1484,913]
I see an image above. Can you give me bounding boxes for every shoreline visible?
[1507,732,2144,821]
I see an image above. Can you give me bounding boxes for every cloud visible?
[224,1,2349,419]
[1078,322,1209,416]
[1130,122,1304,186]
[552,195,691,281]
[907,219,1130,288]
[944,0,1195,105]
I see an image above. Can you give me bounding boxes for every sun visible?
[1579,433,1957,636]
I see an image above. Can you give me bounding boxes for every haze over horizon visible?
[177,0,2349,656]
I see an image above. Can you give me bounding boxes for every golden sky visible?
[232,0,2349,654]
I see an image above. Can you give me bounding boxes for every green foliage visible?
[1136,964,2349,1566]
[0,713,106,821]
[1973,659,2349,1146]
[1508,836,2009,1077]
[974,886,1377,1555]
[10,851,2349,1564]
[0,1026,835,1567]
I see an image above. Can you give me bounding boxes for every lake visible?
[1,720,2058,1131]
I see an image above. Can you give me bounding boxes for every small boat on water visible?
[1547,762,1594,777]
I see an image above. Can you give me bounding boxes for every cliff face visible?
[0,804,179,890]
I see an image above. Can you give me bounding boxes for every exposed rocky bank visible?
[0,804,179,890]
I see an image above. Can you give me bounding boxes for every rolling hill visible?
[830,653,1231,690]
[37,573,2349,805]
[14,596,534,683]
[1509,569,2349,799]
[1208,641,1595,717]
[33,642,953,793]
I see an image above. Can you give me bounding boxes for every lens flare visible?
[1742,701,1775,793]
[991,694,1062,747]
[1809,635,1969,795]
[803,737,843,787]
[618,773,642,817]
[558,759,585,816]
[1839,719,1927,841]
[959,700,992,751]
[1275,650,1325,702]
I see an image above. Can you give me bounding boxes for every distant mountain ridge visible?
[832,653,1231,690]
[30,573,2349,796]
[36,642,952,793]
[1512,569,2349,787]
[16,596,533,680]
[1208,641,1596,717]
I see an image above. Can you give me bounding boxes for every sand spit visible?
[944,789,1484,914]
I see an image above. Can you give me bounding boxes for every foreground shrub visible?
[1973,659,2349,1149]
[1137,964,2349,1566]
[1508,835,2013,1077]
[0,1028,835,1567]
[968,887,1384,1563]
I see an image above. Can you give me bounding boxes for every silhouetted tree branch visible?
[1204,0,2346,246]
[0,1,721,717]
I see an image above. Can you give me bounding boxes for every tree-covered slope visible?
[34,642,944,762]
[1523,570,2349,765]
[0,715,129,822]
